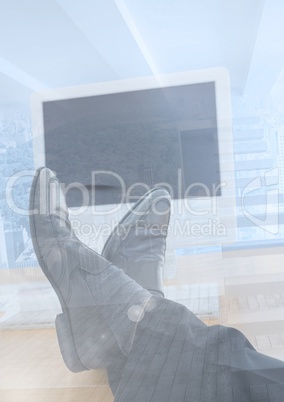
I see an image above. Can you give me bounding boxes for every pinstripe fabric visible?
[106,297,284,402]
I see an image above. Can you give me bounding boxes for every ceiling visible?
[0,0,283,108]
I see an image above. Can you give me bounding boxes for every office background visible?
[1,0,284,355]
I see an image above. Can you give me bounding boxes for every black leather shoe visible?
[102,188,171,297]
[29,167,121,372]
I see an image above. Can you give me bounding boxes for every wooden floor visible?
[0,328,114,402]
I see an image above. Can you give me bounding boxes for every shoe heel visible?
[55,313,87,373]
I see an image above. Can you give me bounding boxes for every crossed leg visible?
[30,168,284,402]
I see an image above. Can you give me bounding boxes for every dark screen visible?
[43,82,220,206]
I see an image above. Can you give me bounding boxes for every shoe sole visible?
[29,167,87,372]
